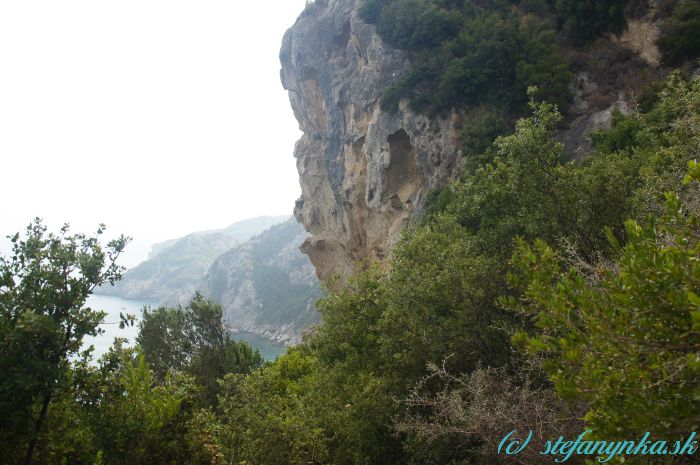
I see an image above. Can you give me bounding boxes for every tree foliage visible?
[0,220,129,465]
[137,294,263,407]
[657,0,700,67]
[507,176,700,438]
[504,76,700,440]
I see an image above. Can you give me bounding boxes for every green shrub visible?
[460,106,509,170]
[553,0,629,46]
[591,108,644,153]
[658,0,700,66]
[508,184,700,439]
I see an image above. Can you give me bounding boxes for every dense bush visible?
[509,192,700,439]
[553,0,629,45]
[658,0,700,66]
[460,106,509,168]
[365,0,572,118]
[507,74,700,440]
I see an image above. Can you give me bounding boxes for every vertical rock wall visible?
[280,0,463,283]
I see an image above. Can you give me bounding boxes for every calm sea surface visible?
[83,294,285,361]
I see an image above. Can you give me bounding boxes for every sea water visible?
[83,294,285,361]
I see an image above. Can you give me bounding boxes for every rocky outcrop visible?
[281,0,668,283]
[280,0,463,284]
[616,18,661,66]
[200,218,320,346]
[561,6,665,159]
[561,72,634,160]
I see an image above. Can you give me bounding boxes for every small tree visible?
[137,293,263,407]
[0,218,129,465]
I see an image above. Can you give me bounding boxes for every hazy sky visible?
[0,0,308,267]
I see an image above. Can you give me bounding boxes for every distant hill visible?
[97,215,320,345]
[147,215,288,260]
[200,218,320,345]
[97,215,288,304]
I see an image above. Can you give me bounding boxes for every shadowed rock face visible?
[280,0,463,284]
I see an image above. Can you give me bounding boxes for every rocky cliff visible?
[281,0,464,284]
[281,0,667,283]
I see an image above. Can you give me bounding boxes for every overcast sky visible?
[0,0,308,267]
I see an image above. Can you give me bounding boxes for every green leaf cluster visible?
[508,182,700,437]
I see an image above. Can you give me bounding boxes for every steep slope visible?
[200,218,320,345]
[97,215,287,303]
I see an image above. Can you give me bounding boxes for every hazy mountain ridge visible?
[97,215,288,303]
[147,215,288,260]
[98,215,320,345]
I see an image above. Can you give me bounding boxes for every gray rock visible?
[281,0,463,284]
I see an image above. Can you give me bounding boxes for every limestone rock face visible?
[280,0,463,283]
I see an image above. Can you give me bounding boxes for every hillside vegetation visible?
[361,0,699,169]
[212,74,699,465]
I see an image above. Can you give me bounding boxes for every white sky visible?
[0,0,308,267]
